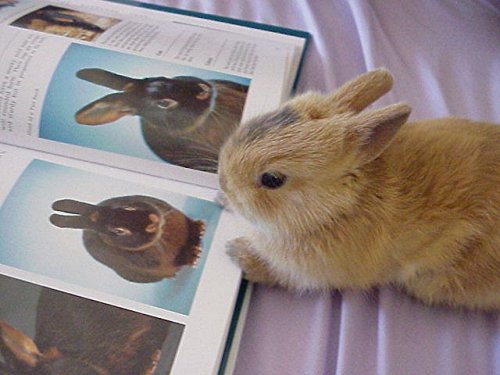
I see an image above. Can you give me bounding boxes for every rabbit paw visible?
[215,190,232,212]
[226,237,276,285]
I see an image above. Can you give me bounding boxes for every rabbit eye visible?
[157,98,178,110]
[109,227,131,236]
[259,171,287,189]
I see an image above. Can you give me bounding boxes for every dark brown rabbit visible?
[75,68,248,172]
[49,195,205,283]
[0,288,174,375]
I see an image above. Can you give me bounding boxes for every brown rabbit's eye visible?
[109,227,131,236]
[260,171,287,189]
[157,98,178,109]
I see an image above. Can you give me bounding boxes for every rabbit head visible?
[49,197,162,250]
[219,69,411,233]
[75,68,215,133]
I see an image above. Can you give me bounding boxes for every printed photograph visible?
[0,159,222,315]
[40,43,250,172]
[0,0,18,10]
[0,274,184,374]
[10,5,121,41]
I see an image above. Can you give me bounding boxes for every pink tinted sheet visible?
[141,1,500,374]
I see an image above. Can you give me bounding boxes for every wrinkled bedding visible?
[141,1,500,374]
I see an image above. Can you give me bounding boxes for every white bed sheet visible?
[140,1,500,374]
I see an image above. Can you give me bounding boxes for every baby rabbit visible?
[218,69,500,310]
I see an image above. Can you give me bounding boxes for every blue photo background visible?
[0,159,222,315]
[40,43,250,162]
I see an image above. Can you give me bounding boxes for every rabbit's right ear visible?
[0,321,43,369]
[75,92,138,125]
[345,102,411,165]
[76,68,137,91]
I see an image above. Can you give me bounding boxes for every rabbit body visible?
[219,69,500,310]
[0,288,172,375]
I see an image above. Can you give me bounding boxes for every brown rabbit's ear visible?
[75,93,137,125]
[0,321,43,368]
[327,69,394,114]
[76,68,137,91]
[345,103,411,165]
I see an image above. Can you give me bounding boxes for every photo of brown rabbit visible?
[218,69,500,310]
[10,6,119,41]
[75,68,248,172]
[49,195,206,283]
[0,285,180,375]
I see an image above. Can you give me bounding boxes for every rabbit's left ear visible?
[344,103,411,165]
[75,92,137,125]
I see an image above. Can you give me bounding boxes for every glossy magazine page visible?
[0,0,308,189]
[0,142,248,374]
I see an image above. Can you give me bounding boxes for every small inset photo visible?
[10,5,121,41]
[0,0,19,9]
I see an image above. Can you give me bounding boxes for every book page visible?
[0,142,249,374]
[0,0,306,188]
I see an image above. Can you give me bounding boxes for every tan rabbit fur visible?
[218,69,500,310]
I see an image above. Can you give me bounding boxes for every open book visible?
[0,1,309,374]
